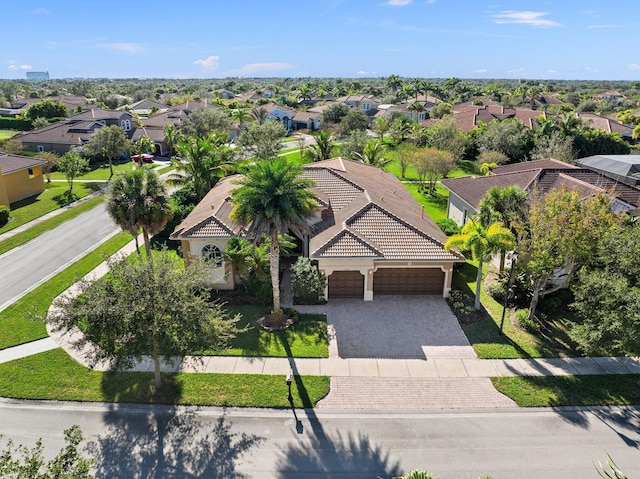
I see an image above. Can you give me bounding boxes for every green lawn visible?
[453,262,581,359]
[0,348,330,407]
[209,305,328,358]
[0,130,17,142]
[491,375,640,407]
[0,195,105,255]
[1,182,100,234]
[49,161,158,181]
[402,183,449,223]
[0,231,133,350]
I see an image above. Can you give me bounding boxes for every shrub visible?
[515,309,540,333]
[436,218,460,236]
[291,257,326,305]
[485,281,505,302]
[0,205,9,226]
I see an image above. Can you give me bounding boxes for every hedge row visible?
[0,117,32,131]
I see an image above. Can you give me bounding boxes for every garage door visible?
[373,268,444,295]
[328,271,364,298]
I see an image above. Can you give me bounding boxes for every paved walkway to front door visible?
[295,295,477,360]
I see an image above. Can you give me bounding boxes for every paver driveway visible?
[298,295,476,360]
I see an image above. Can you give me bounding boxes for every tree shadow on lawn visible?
[100,369,184,405]
[217,311,327,358]
[52,190,78,206]
[88,403,263,479]
[277,336,401,478]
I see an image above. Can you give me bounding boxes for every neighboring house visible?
[291,109,322,131]
[574,112,635,142]
[215,89,234,100]
[0,95,96,117]
[0,153,47,206]
[592,91,625,102]
[261,103,295,131]
[123,99,169,116]
[336,94,380,123]
[576,155,640,187]
[171,158,465,300]
[376,103,428,123]
[14,109,136,155]
[441,159,640,226]
[423,104,547,132]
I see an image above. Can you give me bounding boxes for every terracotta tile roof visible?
[314,230,383,258]
[172,158,464,263]
[0,153,47,175]
[344,204,462,261]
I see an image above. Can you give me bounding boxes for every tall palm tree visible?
[445,220,515,310]
[477,186,529,234]
[408,102,425,122]
[108,168,173,259]
[386,74,403,96]
[231,158,317,323]
[134,135,155,166]
[231,108,252,130]
[307,130,334,161]
[168,133,237,200]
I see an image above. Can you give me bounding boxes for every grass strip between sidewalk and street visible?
[0,195,105,255]
[0,348,331,408]
[0,231,133,350]
[491,375,640,407]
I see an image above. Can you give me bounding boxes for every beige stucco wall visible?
[184,237,235,290]
[0,171,9,206]
[3,166,45,205]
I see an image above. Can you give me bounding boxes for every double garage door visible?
[327,268,444,298]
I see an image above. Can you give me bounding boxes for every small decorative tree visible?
[291,257,326,305]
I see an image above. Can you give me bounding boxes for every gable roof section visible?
[493,159,578,175]
[0,154,47,175]
[313,229,383,258]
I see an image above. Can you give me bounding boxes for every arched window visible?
[121,119,131,131]
[202,244,223,267]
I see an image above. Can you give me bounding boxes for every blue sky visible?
[4,0,639,80]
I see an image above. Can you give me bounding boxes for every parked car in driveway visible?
[131,153,154,163]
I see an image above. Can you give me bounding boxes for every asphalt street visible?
[0,202,118,311]
[0,401,638,479]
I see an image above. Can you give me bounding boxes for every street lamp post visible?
[499,251,518,335]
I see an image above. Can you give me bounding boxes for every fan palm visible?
[353,140,390,168]
[307,130,334,161]
[108,168,173,259]
[231,158,317,322]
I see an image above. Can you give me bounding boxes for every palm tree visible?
[307,130,334,161]
[250,107,268,125]
[108,168,173,259]
[477,186,529,233]
[353,140,390,168]
[408,102,425,122]
[134,135,155,166]
[445,220,515,310]
[163,124,180,158]
[231,108,252,130]
[386,74,403,96]
[168,133,237,200]
[372,117,390,140]
[231,158,317,323]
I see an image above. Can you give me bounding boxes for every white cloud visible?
[588,24,615,29]
[99,43,146,54]
[425,0,436,3]
[228,62,293,76]
[473,68,488,73]
[32,7,49,14]
[193,55,220,71]
[387,0,412,5]
[8,64,33,71]
[357,70,376,75]
[507,67,526,76]
[493,11,560,28]
[586,66,599,73]
[628,64,640,72]
[547,69,556,74]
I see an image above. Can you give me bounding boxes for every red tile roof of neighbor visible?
[442,159,640,211]
[171,158,464,263]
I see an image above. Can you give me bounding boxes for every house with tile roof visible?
[14,109,136,155]
[171,158,465,300]
[422,104,548,132]
[441,159,640,226]
[0,153,47,206]
[576,155,640,187]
